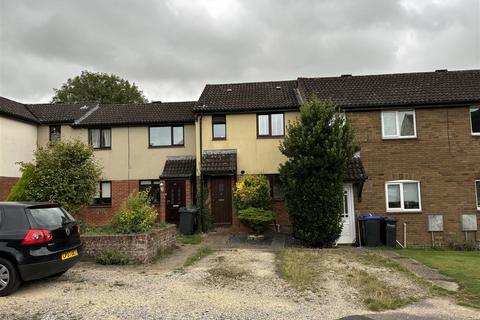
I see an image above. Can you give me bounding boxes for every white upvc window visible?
[385,180,421,212]
[381,110,416,139]
[470,107,480,136]
[476,180,480,210]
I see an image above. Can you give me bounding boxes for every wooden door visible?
[165,180,185,224]
[211,177,232,225]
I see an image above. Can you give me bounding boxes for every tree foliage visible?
[6,163,35,201]
[22,139,102,213]
[279,97,357,247]
[52,70,148,104]
[233,175,271,210]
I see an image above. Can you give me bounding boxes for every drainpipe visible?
[198,113,205,232]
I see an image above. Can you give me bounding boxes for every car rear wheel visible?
[0,258,21,297]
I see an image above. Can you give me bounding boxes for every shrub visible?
[95,250,131,265]
[237,207,274,235]
[233,175,272,210]
[279,97,357,247]
[113,191,158,234]
[6,163,35,201]
[21,139,102,213]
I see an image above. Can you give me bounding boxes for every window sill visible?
[212,137,227,141]
[93,147,111,150]
[471,133,480,136]
[257,135,285,139]
[149,145,184,149]
[88,205,112,208]
[382,136,417,140]
[386,210,422,213]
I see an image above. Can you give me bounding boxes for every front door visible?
[211,177,232,225]
[165,180,185,224]
[337,184,356,244]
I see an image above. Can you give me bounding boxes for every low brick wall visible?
[81,224,176,263]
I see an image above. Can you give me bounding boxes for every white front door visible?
[337,184,356,244]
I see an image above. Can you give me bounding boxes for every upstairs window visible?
[476,180,480,210]
[49,125,61,142]
[385,180,421,212]
[257,113,284,137]
[212,115,226,140]
[382,110,416,139]
[139,180,161,205]
[470,107,480,135]
[89,128,111,149]
[92,181,112,206]
[149,126,184,147]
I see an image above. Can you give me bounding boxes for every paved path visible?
[372,250,459,292]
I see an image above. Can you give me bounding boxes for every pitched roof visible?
[0,97,38,123]
[74,101,196,127]
[27,103,97,124]
[160,156,196,178]
[345,157,368,182]
[201,149,237,175]
[298,70,480,110]
[195,80,299,113]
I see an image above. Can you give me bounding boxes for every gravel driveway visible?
[0,246,477,320]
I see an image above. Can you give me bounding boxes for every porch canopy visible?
[160,155,196,179]
[201,149,237,176]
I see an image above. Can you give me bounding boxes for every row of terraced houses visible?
[1,69,479,246]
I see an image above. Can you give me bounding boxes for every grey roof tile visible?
[161,156,196,178]
[0,97,38,123]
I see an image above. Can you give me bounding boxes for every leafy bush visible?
[112,191,158,234]
[233,175,272,210]
[237,207,274,235]
[95,251,131,265]
[279,97,357,247]
[6,163,35,201]
[21,139,102,213]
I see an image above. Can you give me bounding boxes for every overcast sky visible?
[1,0,479,103]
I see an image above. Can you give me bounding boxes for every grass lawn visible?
[397,249,480,308]
[176,233,204,245]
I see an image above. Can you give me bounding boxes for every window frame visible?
[381,110,417,139]
[49,125,61,142]
[266,174,284,201]
[470,106,480,136]
[212,114,227,140]
[148,125,184,148]
[475,180,480,211]
[91,181,112,207]
[88,128,112,150]
[256,112,285,138]
[139,179,161,205]
[385,180,422,212]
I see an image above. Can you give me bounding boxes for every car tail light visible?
[21,229,53,245]
[76,224,80,235]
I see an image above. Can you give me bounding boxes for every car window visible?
[0,207,30,232]
[29,207,75,229]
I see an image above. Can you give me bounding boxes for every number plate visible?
[61,249,78,261]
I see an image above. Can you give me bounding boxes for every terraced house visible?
[1,69,479,246]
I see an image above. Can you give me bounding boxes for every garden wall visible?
[81,224,176,263]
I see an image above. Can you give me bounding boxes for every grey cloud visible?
[1,0,479,103]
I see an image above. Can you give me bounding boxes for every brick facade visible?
[81,224,177,263]
[0,177,18,200]
[349,107,480,246]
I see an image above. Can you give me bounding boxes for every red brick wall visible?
[0,177,18,200]
[348,107,480,246]
[77,180,147,226]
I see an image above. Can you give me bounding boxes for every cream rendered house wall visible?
[37,124,196,180]
[0,116,37,177]
[196,112,299,175]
